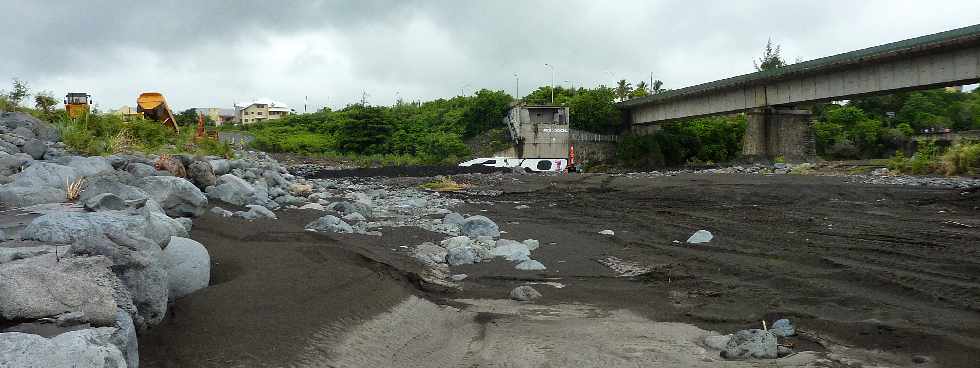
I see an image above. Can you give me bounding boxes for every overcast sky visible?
[2,1,979,112]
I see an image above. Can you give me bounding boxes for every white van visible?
[459,157,567,173]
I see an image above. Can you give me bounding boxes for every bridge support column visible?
[741,108,815,162]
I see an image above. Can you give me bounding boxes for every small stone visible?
[299,203,325,211]
[515,259,546,271]
[721,329,777,360]
[912,355,931,364]
[450,274,468,282]
[776,345,793,358]
[686,230,713,244]
[599,229,615,236]
[209,206,233,217]
[343,212,366,222]
[522,239,540,250]
[509,285,541,301]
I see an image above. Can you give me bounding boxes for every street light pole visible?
[513,73,520,102]
[544,63,555,104]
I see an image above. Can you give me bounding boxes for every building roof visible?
[618,23,980,108]
[235,98,290,110]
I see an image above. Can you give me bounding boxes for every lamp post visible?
[513,73,520,102]
[544,63,555,104]
[460,83,471,96]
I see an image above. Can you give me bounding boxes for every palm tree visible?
[635,81,649,94]
[615,79,633,102]
[651,80,665,94]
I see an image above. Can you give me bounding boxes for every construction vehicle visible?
[195,113,219,141]
[64,92,91,118]
[136,92,179,133]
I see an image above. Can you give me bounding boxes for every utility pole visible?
[545,63,555,104]
[304,95,308,113]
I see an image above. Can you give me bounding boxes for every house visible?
[500,102,619,163]
[192,108,236,125]
[235,99,293,124]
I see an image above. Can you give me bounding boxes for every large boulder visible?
[137,176,208,217]
[208,159,231,175]
[771,318,795,337]
[305,215,353,234]
[10,161,78,188]
[187,160,217,190]
[235,204,277,220]
[442,212,465,226]
[11,126,35,139]
[126,162,157,178]
[84,193,127,211]
[721,329,777,360]
[60,156,114,177]
[69,234,169,329]
[0,152,32,176]
[492,239,531,262]
[205,174,257,206]
[20,138,47,159]
[413,242,448,265]
[111,309,139,368]
[0,328,127,368]
[0,184,66,207]
[0,256,117,325]
[21,206,186,247]
[79,175,148,203]
[461,215,500,238]
[163,236,210,300]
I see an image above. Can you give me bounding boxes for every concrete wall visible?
[742,108,815,161]
[627,43,980,125]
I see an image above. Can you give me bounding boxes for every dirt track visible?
[140,172,980,367]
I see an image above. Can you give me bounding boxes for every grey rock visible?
[0,139,19,154]
[515,259,546,271]
[205,174,257,206]
[10,161,78,188]
[327,200,371,217]
[0,256,117,325]
[343,212,366,222]
[137,176,208,217]
[84,193,127,211]
[492,239,531,262]
[509,285,542,301]
[446,242,480,266]
[22,207,186,247]
[61,156,114,177]
[262,169,289,188]
[209,159,231,175]
[721,329,777,360]
[776,345,793,358]
[599,229,615,236]
[111,309,139,368]
[305,215,353,234]
[450,274,468,282]
[20,138,47,159]
[703,335,732,350]
[209,206,233,217]
[0,184,66,207]
[460,215,499,238]
[12,126,36,139]
[126,162,157,178]
[523,239,540,250]
[0,152,32,176]
[770,318,795,337]
[0,244,57,264]
[163,236,210,300]
[0,328,127,368]
[274,194,305,206]
[299,203,325,211]
[175,217,192,233]
[686,230,713,244]
[79,175,147,203]
[186,160,217,190]
[236,205,277,220]
[413,242,448,265]
[443,212,465,226]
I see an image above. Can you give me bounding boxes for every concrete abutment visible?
[741,107,815,162]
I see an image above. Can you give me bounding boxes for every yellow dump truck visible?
[64,92,91,118]
[137,92,179,132]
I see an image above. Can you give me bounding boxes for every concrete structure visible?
[193,108,236,126]
[236,99,293,125]
[619,24,980,160]
[503,104,619,162]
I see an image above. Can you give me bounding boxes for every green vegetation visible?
[889,141,980,175]
[754,38,787,71]
[617,114,747,168]
[55,112,233,157]
[245,89,512,165]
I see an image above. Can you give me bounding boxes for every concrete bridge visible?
[618,24,980,160]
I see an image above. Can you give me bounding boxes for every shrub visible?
[941,142,980,175]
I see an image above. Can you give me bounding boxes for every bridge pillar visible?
[741,108,815,162]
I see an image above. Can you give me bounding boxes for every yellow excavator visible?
[137,92,179,133]
[64,92,91,118]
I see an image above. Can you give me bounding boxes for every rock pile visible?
[702,318,799,360]
[0,112,217,367]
